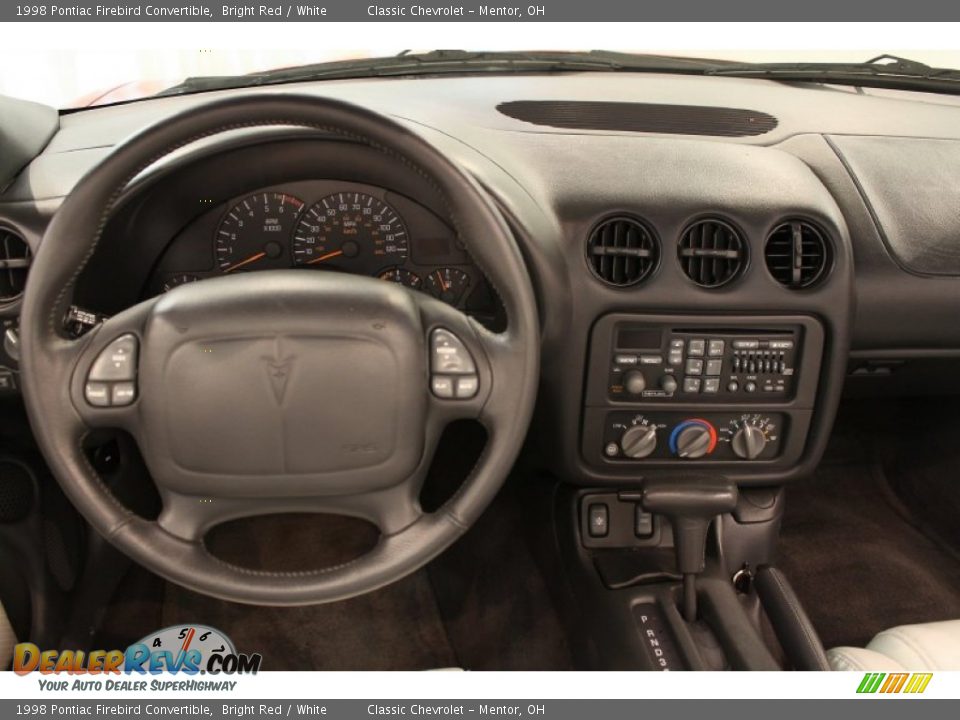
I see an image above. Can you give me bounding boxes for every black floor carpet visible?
[95,485,573,670]
[778,406,960,650]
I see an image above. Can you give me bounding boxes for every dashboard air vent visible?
[586,216,659,287]
[764,221,831,289]
[0,228,30,304]
[678,219,747,288]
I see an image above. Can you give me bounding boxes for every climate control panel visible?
[601,411,784,463]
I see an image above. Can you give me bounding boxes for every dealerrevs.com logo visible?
[13,624,262,685]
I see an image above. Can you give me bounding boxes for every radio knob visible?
[623,370,647,395]
[620,424,658,459]
[660,375,678,393]
[732,425,767,460]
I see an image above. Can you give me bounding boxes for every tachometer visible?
[292,192,409,275]
[215,192,304,273]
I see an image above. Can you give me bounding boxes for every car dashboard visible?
[3,72,960,489]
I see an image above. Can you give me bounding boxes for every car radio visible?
[606,327,800,402]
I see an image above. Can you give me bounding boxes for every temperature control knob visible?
[669,419,717,459]
[623,371,646,395]
[620,424,658,459]
[732,424,767,460]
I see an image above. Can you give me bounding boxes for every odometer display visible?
[292,192,409,275]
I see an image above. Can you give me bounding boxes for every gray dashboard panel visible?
[830,135,960,277]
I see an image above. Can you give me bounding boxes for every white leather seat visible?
[828,619,960,671]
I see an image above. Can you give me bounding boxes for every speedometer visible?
[292,192,409,275]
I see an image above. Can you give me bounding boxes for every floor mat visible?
[778,415,960,650]
[160,571,458,671]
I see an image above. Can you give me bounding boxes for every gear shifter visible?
[640,476,738,623]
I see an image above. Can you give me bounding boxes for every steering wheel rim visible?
[19,94,540,606]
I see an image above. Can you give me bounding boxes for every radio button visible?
[705,359,723,376]
[683,377,701,393]
[707,339,725,356]
[685,358,704,375]
[688,339,706,356]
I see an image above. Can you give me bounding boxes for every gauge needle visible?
[435,271,449,292]
[225,251,266,273]
[307,249,344,265]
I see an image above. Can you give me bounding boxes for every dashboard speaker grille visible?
[0,228,30,304]
[678,219,747,288]
[497,101,778,137]
[587,217,659,287]
[765,221,831,289]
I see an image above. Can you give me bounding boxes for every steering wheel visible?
[18,95,539,606]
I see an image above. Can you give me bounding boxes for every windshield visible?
[5,49,960,109]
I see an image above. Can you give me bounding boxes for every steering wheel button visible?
[431,375,455,398]
[89,334,138,381]
[430,328,476,374]
[84,382,111,407]
[455,375,478,398]
[111,382,137,406]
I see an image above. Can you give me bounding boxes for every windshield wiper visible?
[706,54,960,95]
[154,50,730,97]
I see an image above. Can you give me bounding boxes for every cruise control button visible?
[88,334,138,381]
[111,382,137,406]
[455,375,479,398]
[85,382,111,407]
[430,328,476,375]
[431,376,455,398]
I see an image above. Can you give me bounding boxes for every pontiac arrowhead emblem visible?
[266,359,292,403]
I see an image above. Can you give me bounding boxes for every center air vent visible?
[0,228,31,303]
[586,216,659,287]
[764,221,832,289]
[678,219,747,288]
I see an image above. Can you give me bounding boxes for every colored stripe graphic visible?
[857,672,932,694]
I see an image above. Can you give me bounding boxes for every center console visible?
[582,314,825,481]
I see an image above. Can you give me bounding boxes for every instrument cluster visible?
[148,180,491,312]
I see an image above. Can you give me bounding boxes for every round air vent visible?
[586,216,659,287]
[0,228,31,304]
[678,218,747,288]
[765,221,832,289]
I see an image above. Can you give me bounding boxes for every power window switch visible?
[587,503,609,538]
[635,507,654,538]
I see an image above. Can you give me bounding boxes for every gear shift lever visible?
[640,476,738,623]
